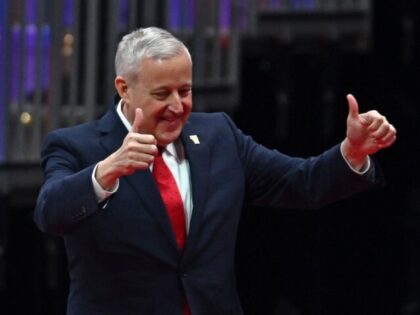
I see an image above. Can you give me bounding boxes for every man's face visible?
[120,51,193,146]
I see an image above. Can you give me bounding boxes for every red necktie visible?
[152,149,187,250]
[152,149,191,315]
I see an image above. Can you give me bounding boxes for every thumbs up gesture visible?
[342,94,396,170]
[96,108,158,190]
[131,107,145,133]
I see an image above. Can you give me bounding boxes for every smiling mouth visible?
[160,117,183,128]
[162,115,182,122]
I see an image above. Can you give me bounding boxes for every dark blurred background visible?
[0,0,419,314]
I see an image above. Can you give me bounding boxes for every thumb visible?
[132,108,144,133]
[346,94,360,120]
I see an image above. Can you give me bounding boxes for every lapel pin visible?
[189,135,200,144]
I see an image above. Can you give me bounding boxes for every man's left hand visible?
[342,94,397,170]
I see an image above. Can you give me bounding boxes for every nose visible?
[168,92,183,114]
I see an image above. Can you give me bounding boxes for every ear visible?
[115,76,129,104]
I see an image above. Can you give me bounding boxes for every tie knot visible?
[157,147,165,157]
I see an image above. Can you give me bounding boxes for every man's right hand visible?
[95,108,158,191]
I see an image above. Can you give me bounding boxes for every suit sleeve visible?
[34,131,101,235]
[221,113,384,209]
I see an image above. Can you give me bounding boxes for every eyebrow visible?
[151,84,192,92]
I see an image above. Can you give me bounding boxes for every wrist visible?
[96,159,119,190]
[341,138,369,171]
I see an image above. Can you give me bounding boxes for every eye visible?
[153,91,169,100]
[179,88,191,97]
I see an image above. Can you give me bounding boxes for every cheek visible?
[139,109,161,132]
[182,105,192,122]
[184,100,193,113]
[143,103,164,119]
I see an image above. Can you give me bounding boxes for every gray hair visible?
[115,27,191,80]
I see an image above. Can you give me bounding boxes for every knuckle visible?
[146,135,157,144]
[126,132,136,140]
[127,151,134,159]
[391,125,397,133]
[149,144,158,153]
[380,125,390,134]
[127,160,135,168]
[126,141,136,150]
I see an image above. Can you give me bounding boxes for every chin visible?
[157,130,182,146]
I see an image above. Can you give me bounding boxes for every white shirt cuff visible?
[92,164,119,203]
[340,142,371,175]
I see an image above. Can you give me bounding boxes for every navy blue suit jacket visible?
[34,108,383,315]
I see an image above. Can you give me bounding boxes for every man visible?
[34,27,396,315]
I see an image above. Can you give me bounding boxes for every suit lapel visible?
[124,170,181,254]
[96,108,180,255]
[96,108,127,154]
[181,120,210,260]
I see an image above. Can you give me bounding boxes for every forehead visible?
[138,53,192,85]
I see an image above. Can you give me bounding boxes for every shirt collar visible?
[116,99,132,131]
[115,100,184,162]
[166,140,185,162]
